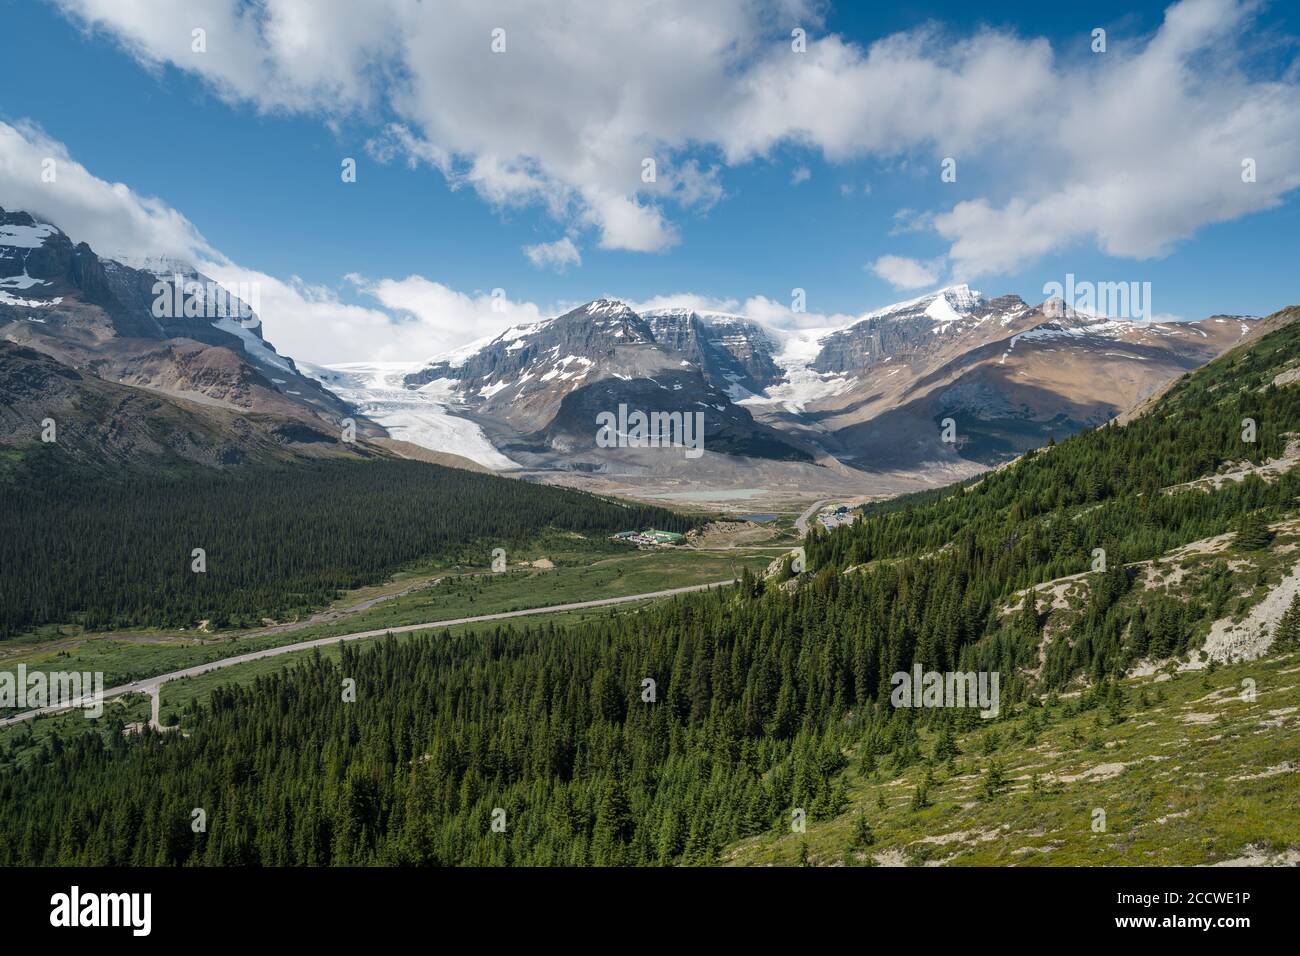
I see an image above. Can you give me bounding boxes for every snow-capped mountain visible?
[0,207,369,461]
[639,307,785,398]
[397,297,813,470]
[5,204,1253,487]
[369,285,1254,479]
[807,286,1031,376]
[752,284,1254,468]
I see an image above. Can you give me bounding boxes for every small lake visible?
[652,488,767,501]
[737,513,778,523]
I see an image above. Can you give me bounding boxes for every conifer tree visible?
[980,760,1006,801]
[1234,512,1274,551]
[851,812,875,848]
[1018,587,1041,638]
[1275,593,1300,646]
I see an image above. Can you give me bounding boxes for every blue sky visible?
[2,0,1298,362]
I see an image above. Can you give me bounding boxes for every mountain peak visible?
[577,297,637,317]
[933,282,978,301]
[110,254,201,277]
[858,284,986,324]
[554,298,655,342]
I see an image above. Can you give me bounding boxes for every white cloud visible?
[50,0,1300,273]
[582,190,678,252]
[888,207,932,235]
[0,120,213,263]
[53,0,799,253]
[929,2,1300,276]
[365,124,450,173]
[0,119,550,365]
[347,274,543,353]
[718,29,1056,164]
[668,159,725,209]
[628,292,742,314]
[198,264,416,365]
[869,254,944,290]
[791,165,811,185]
[734,294,856,332]
[51,0,398,113]
[524,237,582,271]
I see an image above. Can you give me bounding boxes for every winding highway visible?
[0,578,736,728]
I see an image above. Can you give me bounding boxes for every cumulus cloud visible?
[50,0,1300,273]
[734,294,858,331]
[198,264,419,365]
[523,237,582,271]
[930,0,1300,277]
[582,190,678,252]
[869,254,944,290]
[0,119,549,364]
[54,0,800,253]
[0,120,213,263]
[51,0,399,113]
[346,274,543,351]
[718,28,1056,164]
[791,165,811,185]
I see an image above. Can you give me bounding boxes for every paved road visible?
[794,498,836,535]
[0,579,736,728]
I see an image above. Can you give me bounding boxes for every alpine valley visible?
[4,0,1300,892]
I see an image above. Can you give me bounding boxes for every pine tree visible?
[1275,593,1300,646]
[932,723,959,761]
[592,773,633,865]
[1018,587,1041,638]
[1234,512,1274,551]
[980,760,1005,801]
[980,729,999,755]
[851,812,875,848]
[909,783,930,811]
[858,748,877,777]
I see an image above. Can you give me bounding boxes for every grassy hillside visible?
[727,648,1300,866]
